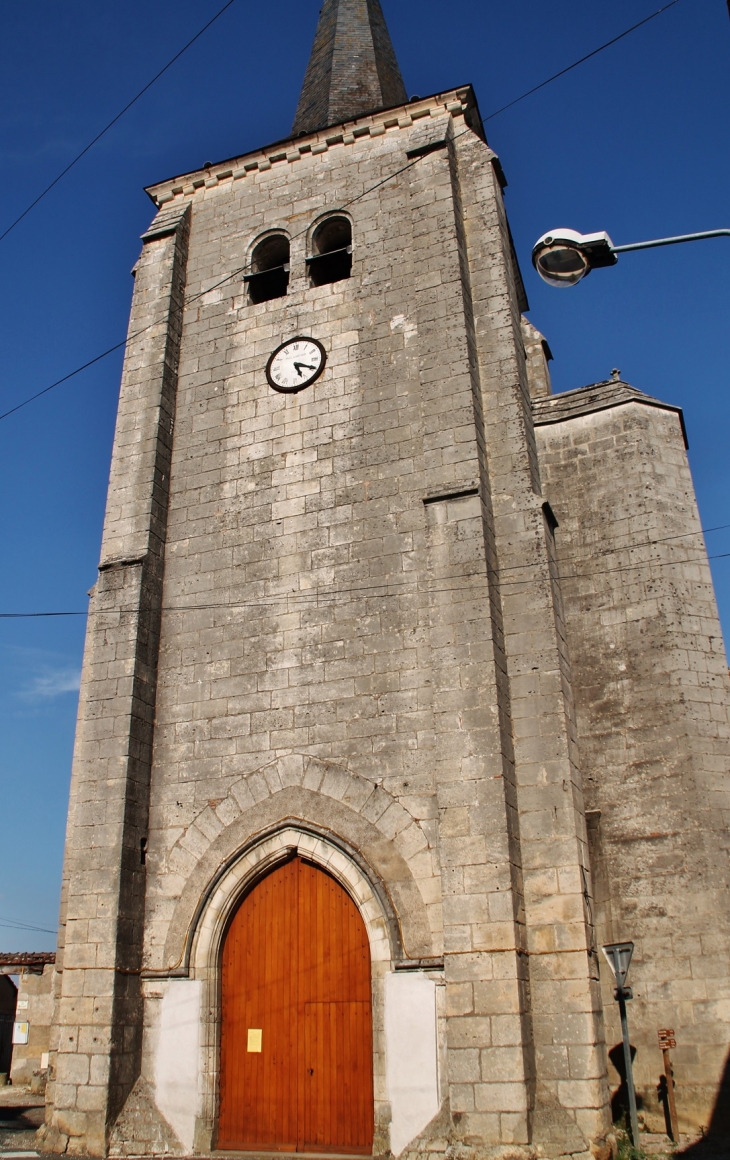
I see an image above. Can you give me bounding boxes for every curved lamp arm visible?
[613,228,730,253]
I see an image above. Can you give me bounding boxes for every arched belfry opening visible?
[245,233,290,303]
[217,855,374,1154]
[308,216,353,286]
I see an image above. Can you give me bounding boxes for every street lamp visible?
[602,942,640,1147]
[532,226,730,287]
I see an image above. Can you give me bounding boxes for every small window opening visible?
[245,234,290,304]
[307,217,352,286]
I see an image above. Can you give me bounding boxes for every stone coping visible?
[532,379,688,447]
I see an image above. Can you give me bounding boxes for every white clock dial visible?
[266,337,326,393]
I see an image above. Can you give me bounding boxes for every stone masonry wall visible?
[142,104,543,1152]
[9,965,54,1086]
[456,133,609,1152]
[47,89,612,1158]
[535,394,730,1134]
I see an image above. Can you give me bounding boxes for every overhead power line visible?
[0,915,56,935]
[0,0,685,423]
[0,152,428,423]
[483,0,683,122]
[1,532,729,620]
[0,0,239,246]
[0,336,134,422]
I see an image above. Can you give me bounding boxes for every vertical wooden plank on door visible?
[274,858,298,1150]
[286,857,299,1147]
[300,855,311,1147]
[268,860,280,1146]
[299,858,311,1150]
[261,858,272,1147]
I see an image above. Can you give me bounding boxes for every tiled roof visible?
[0,951,56,969]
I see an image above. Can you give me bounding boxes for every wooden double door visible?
[218,856,374,1153]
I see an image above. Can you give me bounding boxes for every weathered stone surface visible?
[108,1077,183,1157]
[46,204,191,1156]
[43,18,728,1156]
[9,964,54,1086]
[534,379,730,1135]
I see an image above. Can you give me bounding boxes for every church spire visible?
[292,0,408,136]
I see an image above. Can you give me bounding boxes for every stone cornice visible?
[145,85,481,208]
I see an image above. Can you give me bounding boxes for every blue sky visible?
[1,0,728,951]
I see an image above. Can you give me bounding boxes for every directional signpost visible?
[602,942,640,1146]
[658,1028,679,1141]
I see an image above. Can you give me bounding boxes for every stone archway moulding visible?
[191,825,394,979]
[149,824,404,1155]
[154,753,439,976]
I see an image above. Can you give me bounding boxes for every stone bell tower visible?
[43,2,651,1156]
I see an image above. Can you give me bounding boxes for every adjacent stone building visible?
[0,953,56,1087]
[42,1,730,1156]
[8,960,55,1087]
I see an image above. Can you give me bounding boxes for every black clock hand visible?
[293,361,316,375]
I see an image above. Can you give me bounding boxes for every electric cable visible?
[1,542,729,619]
[0,258,250,422]
[0,152,432,422]
[0,916,57,935]
[1,149,429,421]
[0,0,686,422]
[482,0,682,123]
[1,522,729,617]
[0,0,681,249]
[0,335,138,422]
[0,0,240,247]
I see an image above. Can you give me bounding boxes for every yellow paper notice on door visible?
[247,1028,262,1053]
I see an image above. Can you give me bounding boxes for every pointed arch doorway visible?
[218,855,374,1153]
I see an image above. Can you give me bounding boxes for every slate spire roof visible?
[292,0,408,136]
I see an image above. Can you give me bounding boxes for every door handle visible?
[307,1068,314,1076]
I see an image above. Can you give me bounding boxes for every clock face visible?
[266,337,326,393]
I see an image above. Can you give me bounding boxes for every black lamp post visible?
[602,941,640,1146]
[531,226,730,288]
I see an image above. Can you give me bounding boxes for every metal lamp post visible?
[602,942,640,1146]
[531,226,730,288]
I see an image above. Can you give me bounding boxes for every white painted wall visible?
[153,979,202,1151]
[384,972,440,1156]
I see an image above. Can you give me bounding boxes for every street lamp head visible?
[532,228,617,288]
[602,941,635,988]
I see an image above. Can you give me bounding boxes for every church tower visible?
[42,2,730,1157]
